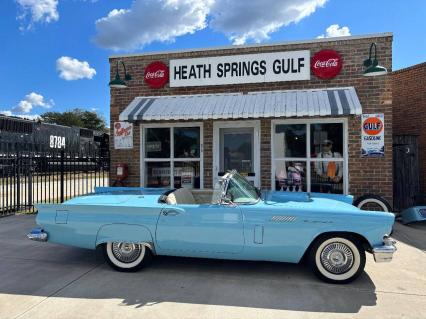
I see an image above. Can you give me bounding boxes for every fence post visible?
[16,153,21,211]
[28,154,33,210]
[60,150,65,203]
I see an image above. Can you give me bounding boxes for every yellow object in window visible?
[327,162,337,178]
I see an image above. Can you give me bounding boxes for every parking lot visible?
[0,214,425,319]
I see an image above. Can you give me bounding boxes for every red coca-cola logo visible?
[311,50,342,79]
[144,61,169,89]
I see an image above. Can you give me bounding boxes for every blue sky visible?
[1,0,425,124]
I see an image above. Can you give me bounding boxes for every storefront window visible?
[274,124,306,158]
[143,125,202,189]
[174,127,200,158]
[145,162,171,187]
[310,123,343,157]
[273,121,345,194]
[174,161,200,189]
[310,162,343,194]
[145,128,170,158]
[275,161,307,192]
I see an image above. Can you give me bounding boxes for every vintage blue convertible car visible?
[28,171,396,283]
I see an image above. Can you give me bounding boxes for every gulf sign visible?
[362,116,383,136]
[361,114,384,157]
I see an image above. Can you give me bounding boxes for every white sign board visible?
[114,121,133,149]
[361,114,384,157]
[170,50,310,87]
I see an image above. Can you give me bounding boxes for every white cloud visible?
[12,92,54,114]
[317,24,351,39]
[210,0,328,45]
[94,0,328,50]
[94,0,212,51]
[16,0,59,30]
[0,110,13,116]
[56,56,97,80]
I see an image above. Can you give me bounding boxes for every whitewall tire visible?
[309,236,365,284]
[103,242,152,272]
[353,194,392,212]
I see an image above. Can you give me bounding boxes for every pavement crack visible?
[375,290,426,297]
[12,263,104,319]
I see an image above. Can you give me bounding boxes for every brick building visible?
[393,62,426,204]
[109,33,393,204]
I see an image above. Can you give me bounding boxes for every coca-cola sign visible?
[311,50,342,79]
[144,61,169,88]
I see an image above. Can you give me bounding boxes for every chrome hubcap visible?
[111,242,143,263]
[320,242,354,274]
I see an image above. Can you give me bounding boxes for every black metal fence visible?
[0,146,109,217]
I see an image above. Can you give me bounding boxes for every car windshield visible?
[226,172,259,204]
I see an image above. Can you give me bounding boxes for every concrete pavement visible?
[0,215,425,319]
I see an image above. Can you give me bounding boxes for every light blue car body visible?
[34,185,395,264]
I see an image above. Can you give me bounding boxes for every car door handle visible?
[163,209,180,216]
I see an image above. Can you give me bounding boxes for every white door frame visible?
[270,117,348,194]
[213,120,261,187]
[140,122,204,188]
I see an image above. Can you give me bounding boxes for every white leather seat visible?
[166,188,196,205]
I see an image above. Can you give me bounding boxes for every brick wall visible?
[393,62,426,201]
[110,34,393,204]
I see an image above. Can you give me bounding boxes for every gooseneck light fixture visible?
[363,43,388,77]
[109,60,132,88]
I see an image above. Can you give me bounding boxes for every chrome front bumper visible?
[27,227,48,242]
[372,236,397,263]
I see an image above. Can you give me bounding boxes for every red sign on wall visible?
[311,50,342,79]
[362,116,384,135]
[144,61,169,88]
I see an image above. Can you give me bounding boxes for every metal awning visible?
[119,87,362,122]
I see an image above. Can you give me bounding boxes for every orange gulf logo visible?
[363,117,383,135]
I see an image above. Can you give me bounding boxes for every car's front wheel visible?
[309,236,365,284]
[103,242,152,272]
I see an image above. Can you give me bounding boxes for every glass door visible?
[213,121,260,187]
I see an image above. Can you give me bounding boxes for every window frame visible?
[271,118,348,194]
[140,122,204,189]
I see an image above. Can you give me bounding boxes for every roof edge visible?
[392,61,426,74]
[109,32,393,60]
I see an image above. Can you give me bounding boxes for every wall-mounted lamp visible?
[109,60,132,88]
[363,43,388,77]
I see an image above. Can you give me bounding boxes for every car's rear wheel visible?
[309,236,365,284]
[103,242,152,272]
[353,194,392,212]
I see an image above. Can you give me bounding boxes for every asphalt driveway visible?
[0,214,425,319]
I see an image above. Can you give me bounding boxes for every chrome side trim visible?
[372,237,397,263]
[270,215,296,222]
[27,227,48,242]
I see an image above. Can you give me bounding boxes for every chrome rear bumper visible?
[372,237,397,262]
[27,227,48,242]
